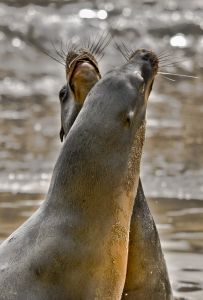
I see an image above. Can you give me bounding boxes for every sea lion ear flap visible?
[59,126,65,142]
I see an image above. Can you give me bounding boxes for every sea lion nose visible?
[130,49,152,65]
[136,49,151,62]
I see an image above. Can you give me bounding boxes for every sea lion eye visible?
[59,85,67,102]
[125,116,131,127]
[124,111,134,128]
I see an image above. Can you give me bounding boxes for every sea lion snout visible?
[127,49,158,100]
[129,49,158,81]
[130,49,159,71]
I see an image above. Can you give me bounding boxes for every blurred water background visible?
[0,0,203,299]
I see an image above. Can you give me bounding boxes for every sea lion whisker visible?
[60,39,67,58]
[159,63,182,68]
[158,60,188,68]
[41,48,66,66]
[115,44,127,60]
[51,41,66,62]
[98,53,105,62]
[88,34,99,53]
[86,36,92,51]
[81,35,92,51]
[79,32,109,60]
[89,32,104,54]
[158,57,186,66]
[158,57,187,66]
[65,40,73,53]
[158,49,173,56]
[158,53,171,60]
[159,65,181,69]
[118,42,133,60]
[158,71,198,79]
[114,42,130,61]
[51,41,62,57]
[158,56,186,62]
[82,35,89,50]
[98,32,112,51]
[158,50,179,59]
[121,42,132,57]
[66,41,78,55]
[61,48,67,58]
[122,43,133,58]
[158,57,186,63]
[158,61,181,66]
[93,32,110,56]
[95,33,112,56]
[158,74,176,82]
[158,53,174,59]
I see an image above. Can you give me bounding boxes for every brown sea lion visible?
[59,46,173,300]
[0,48,157,299]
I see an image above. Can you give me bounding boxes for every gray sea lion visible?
[59,47,173,300]
[0,49,158,300]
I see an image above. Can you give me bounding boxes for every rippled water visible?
[0,0,203,299]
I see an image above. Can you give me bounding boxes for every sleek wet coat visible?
[59,53,173,300]
[0,51,154,300]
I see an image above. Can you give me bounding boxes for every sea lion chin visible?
[0,49,157,300]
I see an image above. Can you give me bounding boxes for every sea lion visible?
[59,47,173,300]
[0,49,157,300]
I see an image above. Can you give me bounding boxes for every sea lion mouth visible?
[66,51,101,86]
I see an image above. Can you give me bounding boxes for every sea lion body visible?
[122,180,173,300]
[59,48,173,300]
[0,50,155,299]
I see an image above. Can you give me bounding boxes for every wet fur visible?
[0,52,152,299]
[59,46,173,300]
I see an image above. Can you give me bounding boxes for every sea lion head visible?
[95,48,158,143]
[59,48,101,141]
